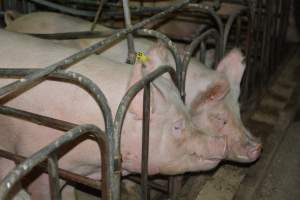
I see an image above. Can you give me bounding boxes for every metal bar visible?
[0,0,191,103]
[169,176,183,200]
[0,105,75,132]
[48,153,61,200]
[200,42,206,64]
[189,3,224,56]
[122,0,136,64]
[113,66,177,200]
[125,176,168,193]
[0,142,101,191]
[0,68,116,199]
[235,15,242,47]
[141,82,151,200]
[223,8,247,50]
[136,29,183,97]
[182,29,221,101]
[90,0,107,31]
[0,124,111,200]
[29,0,96,17]
[29,31,119,40]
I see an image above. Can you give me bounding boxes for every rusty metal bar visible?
[200,42,207,64]
[113,66,177,200]
[90,0,107,31]
[0,125,101,191]
[122,0,136,64]
[0,124,111,200]
[182,28,221,102]
[136,29,183,97]
[223,8,247,51]
[0,105,75,131]
[188,3,224,55]
[29,31,119,40]
[0,0,191,102]
[125,176,168,194]
[48,153,61,200]
[0,68,116,199]
[141,82,151,200]
[29,0,96,17]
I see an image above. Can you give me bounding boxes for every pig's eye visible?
[172,119,185,137]
[210,112,228,129]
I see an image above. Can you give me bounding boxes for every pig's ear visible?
[143,42,170,71]
[216,49,245,85]
[191,78,230,110]
[4,10,21,26]
[127,63,151,119]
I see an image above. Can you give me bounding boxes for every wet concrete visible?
[253,122,300,200]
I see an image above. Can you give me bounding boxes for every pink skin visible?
[4,11,214,68]
[143,44,262,163]
[4,11,262,162]
[0,30,227,199]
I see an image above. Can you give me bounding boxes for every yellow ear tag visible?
[136,52,150,63]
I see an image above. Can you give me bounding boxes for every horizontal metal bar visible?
[0,0,191,103]
[125,176,168,193]
[0,149,101,190]
[0,105,75,132]
[29,31,119,40]
[29,0,96,17]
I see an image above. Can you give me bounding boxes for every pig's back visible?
[0,30,130,124]
[5,11,111,33]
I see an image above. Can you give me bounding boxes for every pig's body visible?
[0,30,230,199]
[5,11,214,65]
[5,11,155,63]
[4,11,261,163]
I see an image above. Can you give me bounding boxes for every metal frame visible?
[0,1,190,199]
[0,0,293,199]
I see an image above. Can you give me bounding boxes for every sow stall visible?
[0,0,292,199]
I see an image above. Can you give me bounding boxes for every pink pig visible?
[4,11,262,163]
[0,30,228,199]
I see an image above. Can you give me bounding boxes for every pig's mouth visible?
[193,135,228,162]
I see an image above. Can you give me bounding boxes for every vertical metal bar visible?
[235,16,242,47]
[168,176,183,200]
[90,0,107,31]
[200,42,206,64]
[141,82,151,200]
[47,153,61,200]
[122,0,136,64]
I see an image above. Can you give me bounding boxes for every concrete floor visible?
[253,121,300,200]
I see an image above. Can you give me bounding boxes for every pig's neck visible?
[120,113,162,175]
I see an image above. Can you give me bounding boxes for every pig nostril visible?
[248,144,262,159]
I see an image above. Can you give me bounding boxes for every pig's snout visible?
[247,143,262,161]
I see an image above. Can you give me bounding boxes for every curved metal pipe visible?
[0,124,111,200]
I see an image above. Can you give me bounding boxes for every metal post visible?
[141,82,151,200]
[122,0,136,64]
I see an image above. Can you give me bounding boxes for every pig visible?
[4,11,261,163]
[0,30,228,199]
[145,44,262,163]
[4,11,212,66]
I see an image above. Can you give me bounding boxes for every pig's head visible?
[190,49,262,163]
[125,48,229,175]
[136,44,262,164]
